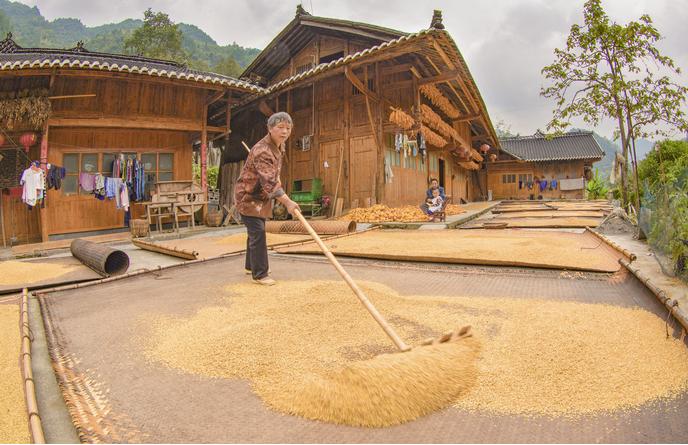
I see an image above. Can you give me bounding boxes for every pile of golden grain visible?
[0,304,30,443]
[143,280,688,425]
[341,204,464,223]
[0,260,77,286]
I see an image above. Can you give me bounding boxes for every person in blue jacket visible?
[421,178,446,214]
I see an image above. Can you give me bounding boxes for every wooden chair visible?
[145,202,179,234]
[432,196,452,222]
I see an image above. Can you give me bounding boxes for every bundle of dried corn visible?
[420,84,460,119]
[421,104,459,141]
[388,107,415,130]
[420,126,447,148]
[340,205,428,222]
[458,161,480,170]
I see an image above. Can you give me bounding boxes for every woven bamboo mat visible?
[149,233,313,259]
[275,229,622,272]
[493,211,607,219]
[463,216,604,228]
[0,257,101,295]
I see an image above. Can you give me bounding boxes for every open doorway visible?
[438,158,446,188]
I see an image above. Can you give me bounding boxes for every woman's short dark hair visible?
[429,177,438,184]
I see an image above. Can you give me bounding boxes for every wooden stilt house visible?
[486,130,604,200]
[220,8,500,213]
[0,34,261,245]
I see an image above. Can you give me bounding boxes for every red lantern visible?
[490,153,497,162]
[19,132,37,153]
[480,143,490,154]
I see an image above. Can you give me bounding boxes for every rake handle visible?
[293,209,411,352]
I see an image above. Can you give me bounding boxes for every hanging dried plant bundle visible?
[420,104,460,141]
[458,161,480,170]
[420,126,447,148]
[0,89,51,130]
[420,84,460,119]
[388,107,415,130]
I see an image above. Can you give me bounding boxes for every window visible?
[102,152,136,177]
[518,174,533,184]
[142,152,174,196]
[295,62,314,75]
[319,51,344,64]
[62,153,98,195]
[385,134,401,166]
[502,174,517,184]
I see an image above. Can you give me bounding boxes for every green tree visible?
[212,56,242,77]
[585,169,609,199]
[0,10,11,37]
[123,8,187,63]
[494,119,516,138]
[541,0,688,212]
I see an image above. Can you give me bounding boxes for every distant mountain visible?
[0,0,260,72]
[590,132,654,181]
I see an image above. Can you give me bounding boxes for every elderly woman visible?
[234,112,300,286]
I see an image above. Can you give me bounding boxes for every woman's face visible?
[268,121,292,146]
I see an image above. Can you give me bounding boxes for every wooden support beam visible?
[431,39,456,70]
[258,100,275,117]
[211,129,232,142]
[206,90,226,106]
[453,113,481,122]
[418,69,461,86]
[48,94,96,100]
[344,66,380,102]
[409,66,422,79]
[48,116,226,133]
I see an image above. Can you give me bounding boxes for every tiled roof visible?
[0,33,265,94]
[499,131,604,162]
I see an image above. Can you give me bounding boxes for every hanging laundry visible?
[20,163,45,207]
[118,181,129,211]
[46,164,66,190]
[94,173,106,200]
[518,180,523,189]
[539,180,548,192]
[79,173,96,193]
[551,179,558,190]
[384,158,394,184]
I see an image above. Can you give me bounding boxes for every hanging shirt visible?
[79,173,96,192]
[119,183,130,211]
[20,168,45,206]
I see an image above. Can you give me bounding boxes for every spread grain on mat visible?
[143,281,688,423]
[0,304,31,443]
[143,281,479,427]
[0,260,77,285]
[277,230,621,273]
[340,204,464,223]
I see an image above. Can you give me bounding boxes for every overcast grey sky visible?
[18,0,688,140]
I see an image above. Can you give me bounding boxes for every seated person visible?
[426,178,446,201]
[420,178,446,214]
[425,188,444,222]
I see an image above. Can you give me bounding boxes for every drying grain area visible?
[463,200,613,229]
[35,254,688,442]
[340,204,465,223]
[0,259,78,286]
[144,232,313,259]
[0,302,31,444]
[276,229,623,272]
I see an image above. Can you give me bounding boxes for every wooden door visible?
[1,193,41,245]
[320,140,343,197]
[349,135,376,206]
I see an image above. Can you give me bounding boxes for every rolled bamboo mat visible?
[266,220,356,235]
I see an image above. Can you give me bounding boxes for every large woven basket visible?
[205,211,223,227]
[130,219,149,238]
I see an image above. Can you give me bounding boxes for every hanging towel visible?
[20,167,44,207]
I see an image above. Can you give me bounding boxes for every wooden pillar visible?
[201,101,208,221]
[39,123,49,242]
